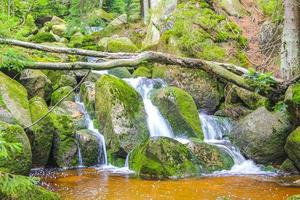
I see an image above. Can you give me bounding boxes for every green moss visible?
[29,96,55,167]
[291,83,300,104]
[151,87,203,139]
[257,0,283,21]
[51,86,75,105]
[287,195,300,200]
[133,66,152,78]
[129,137,200,179]
[0,172,60,200]
[31,32,57,43]
[0,121,32,175]
[107,37,138,52]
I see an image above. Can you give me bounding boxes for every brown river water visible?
[33,168,300,200]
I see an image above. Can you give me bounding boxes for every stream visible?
[33,77,300,199]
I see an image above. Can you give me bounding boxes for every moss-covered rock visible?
[76,129,101,166]
[0,121,32,175]
[280,159,299,174]
[108,67,132,78]
[152,66,223,113]
[50,112,78,168]
[107,37,138,52]
[51,86,75,105]
[95,75,149,166]
[133,66,152,78]
[69,32,85,48]
[285,83,300,125]
[129,137,200,179]
[230,107,292,164]
[187,140,234,173]
[0,72,32,127]
[29,96,54,167]
[285,127,300,170]
[52,74,77,91]
[20,69,52,102]
[31,31,57,43]
[0,172,60,200]
[151,87,203,139]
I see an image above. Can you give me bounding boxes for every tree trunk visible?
[280,0,300,80]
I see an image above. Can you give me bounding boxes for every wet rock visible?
[230,107,292,164]
[280,159,299,174]
[108,67,132,78]
[129,137,200,179]
[80,81,96,116]
[187,140,234,173]
[151,86,203,139]
[76,129,101,166]
[95,75,149,167]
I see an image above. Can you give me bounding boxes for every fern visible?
[0,48,31,72]
[245,68,277,93]
[0,130,22,159]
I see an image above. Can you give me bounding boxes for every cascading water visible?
[199,113,270,175]
[75,94,108,166]
[75,133,84,167]
[124,78,174,138]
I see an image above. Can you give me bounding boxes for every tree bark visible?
[280,0,300,80]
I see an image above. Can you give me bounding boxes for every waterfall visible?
[75,94,108,166]
[75,133,84,167]
[199,113,269,175]
[124,78,174,138]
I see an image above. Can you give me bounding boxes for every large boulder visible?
[280,159,299,174]
[0,121,32,175]
[80,81,96,116]
[95,75,149,166]
[150,87,203,139]
[51,112,78,167]
[98,36,138,53]
[108,67,132,78]
[20,69,52,102]
[187,140,234,173]
[0,72,32,127]
[128,137,200,179]
[230,107,292,164]
[76,129,101,166]
[285,127,300,170]
[29,96,54,167]
[152,66,223,113]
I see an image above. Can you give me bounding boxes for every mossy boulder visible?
[128,137,200,179]
[51,112,78,167]
[285,83,300,125]
[95,75,149,166]
[152,66,223,113]
[31,31,57,43]
[219,0,246,17]
[0,121,32,175]
[151,87,203,139]
[107,37,138,52]
[230,107,292,164]
[133,66,152,78]
[108,67,132,78]
[20,69,52,102]
[280,159,299,174]
[52,74,77,90]
[76,129,101,166]
[69,32,85,48]
[80,81,96,117]
[0,172,60,200]
[51,86,75,105]
[0,72,32,127]
[29,96,54,167]
[187,140,234,173]
[285,127,300,170]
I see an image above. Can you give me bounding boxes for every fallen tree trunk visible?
[0,38,290,101]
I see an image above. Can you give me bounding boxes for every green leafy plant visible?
[0,130,23,159]
[0,48,31,71]
[273,101,288,112]
[245,68,277,93]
